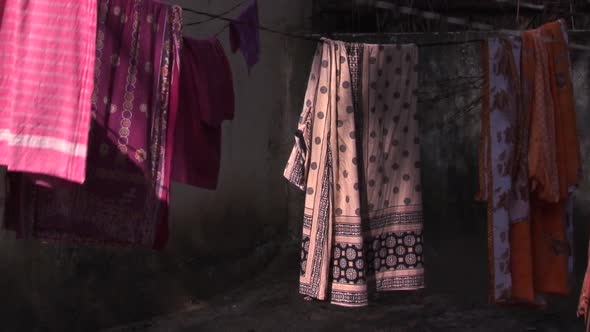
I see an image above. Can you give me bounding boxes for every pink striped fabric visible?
[0,0,97,183]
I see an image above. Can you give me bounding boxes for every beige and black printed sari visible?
[284,38,424,307]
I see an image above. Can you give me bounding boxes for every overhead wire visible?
[181,1,590,51]
[182,6,485,46]
[182,7,321,42]
[180,1,590,130]
[185,0,250,27]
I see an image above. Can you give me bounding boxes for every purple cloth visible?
[4,0,183,250]
[229,0,260,72]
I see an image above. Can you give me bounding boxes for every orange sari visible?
[480,20,581,305]
[522,20,581,300]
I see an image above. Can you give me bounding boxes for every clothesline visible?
[182,7,319,42]
[182,7,489,47]
[375,1,590,52]
[181,2,590,52]
[185,0,250,26]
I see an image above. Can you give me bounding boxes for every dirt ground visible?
[103,249,585,332]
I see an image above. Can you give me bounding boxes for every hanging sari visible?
[5,0,183,249]
[284,38,424,307]
[478,36,530,303]
[0,0,97,184]
[480,20,581,305]
[525,19,580,299]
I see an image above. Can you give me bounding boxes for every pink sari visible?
[0,0,97,183]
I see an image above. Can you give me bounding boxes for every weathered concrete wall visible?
[0,1,313,331]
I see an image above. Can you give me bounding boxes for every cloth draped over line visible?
[172,37,235,190]
[0,0,98,184]
[478,20,581,305]
[284,38,424,307]
[229,0,260,72]
[5,0,183,250]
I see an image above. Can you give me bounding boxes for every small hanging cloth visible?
[229,0,260,72]
[172,37,235,190]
